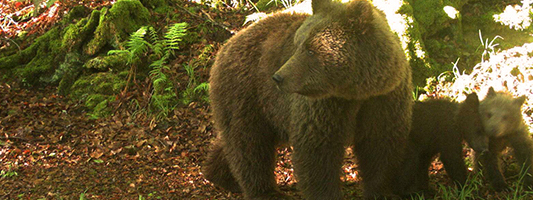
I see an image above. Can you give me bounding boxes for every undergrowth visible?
[109,22,209,120]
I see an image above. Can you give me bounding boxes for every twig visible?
[176,4,233,34]
[1,37,22,52]
[0,137,45,143]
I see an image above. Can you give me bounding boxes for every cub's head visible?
[456,93,488,153]
[272,0,409,100]
[480,87,526,137]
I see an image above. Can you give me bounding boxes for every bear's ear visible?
[343,0,374,30]
[312,0,332,14]
[514,95,526,106]
[486,87,496,97]
[464,92,480,107]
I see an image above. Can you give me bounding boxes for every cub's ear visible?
[312,0,333,14]
[464,92,480,107]
[515,95,526,107]
[486,87,496,97]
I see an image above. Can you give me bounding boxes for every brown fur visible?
[203,0,412,199]
[475,87,533,191]
[398,93,488,196]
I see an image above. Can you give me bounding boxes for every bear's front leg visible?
[353,88,411,199]
[291,127,346,200]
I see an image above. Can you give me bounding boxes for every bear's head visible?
[272,0,409,100]
[456,92,489,153]
[480,87,526,138]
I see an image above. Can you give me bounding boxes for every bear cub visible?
[475,87,533,191]
[399,93,488,196]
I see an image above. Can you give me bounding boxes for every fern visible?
[106,22,196,120]
[108,26,151,64]
[194,82,209,93]
[147,27,165,59]
[164,22,188,53]
[149,56,170,93]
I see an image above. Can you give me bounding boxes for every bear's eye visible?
[306,50,315,56]
[486,113,492,119]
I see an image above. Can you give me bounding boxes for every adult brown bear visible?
[203,0,412,199]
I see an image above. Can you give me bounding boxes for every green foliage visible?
[436,172,483,200]
[112,22,208,119]
[85,0,150,56]
[78,189,89,200]
[505,164,533,199]
[1,164,18,179]
[109,26,151,65]
[180,63,210,105]
[164,22,188,53]
[257,0,296,10]
[149,55,176,119]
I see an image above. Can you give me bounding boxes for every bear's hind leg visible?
[354,91,411,199]
[203,141,241,193]
[223,124,290,199]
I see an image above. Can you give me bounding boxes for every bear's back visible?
[410,99,459,146]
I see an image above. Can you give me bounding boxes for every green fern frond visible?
[147,27,165,59]
[164,22,188,52]
[126,26,151,58]
[193,82,209,93]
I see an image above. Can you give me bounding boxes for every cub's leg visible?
[476,138,508,191]
[507,133,533,188]
[439,142,468,186]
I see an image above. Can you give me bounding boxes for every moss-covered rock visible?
[0,27,65,85]
[70,72,128,118]
[62,9,101,52]
[55,53,84,95]
[63,5,91,23]
[71,72,126,97]
[85,94,115,119]
[84,0,151,56]
[83,53,129,71]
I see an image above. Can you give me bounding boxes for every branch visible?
[176,4,234,34]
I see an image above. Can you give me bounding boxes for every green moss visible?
[84,0,150,56]
[0,27,65,85]
[71,72,128,118]
[62,10,100,51]
[409,0,449,36]
[85,94,115,119]
[83,53,128,71]
[56,53,84,95]
[64,5,90,23]
[71,72,126,98]
[140,0,166,9]
[154,5,174,15]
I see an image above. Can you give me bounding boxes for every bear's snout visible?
[272,74,284,84]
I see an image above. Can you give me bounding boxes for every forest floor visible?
[0,0,528,199]
[0,82,457,199]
